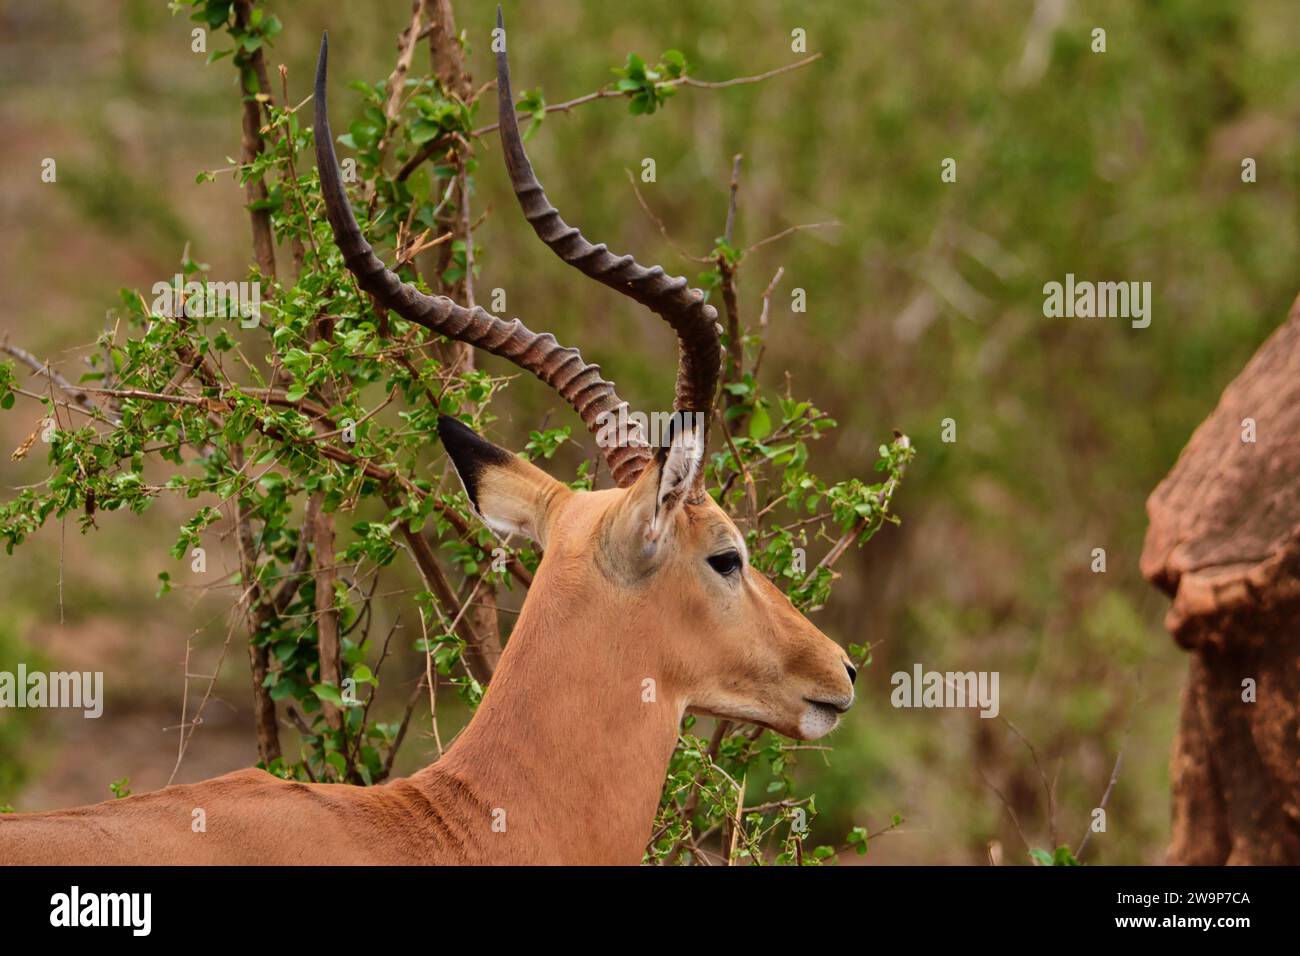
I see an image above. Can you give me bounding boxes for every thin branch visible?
[418,607,444,759]
[718,155,744,430]
[1,340,116,423]
[382,673,429,779]
[1001,716,1057,850]
[749,266,784,380]
[624,170,712,263]
[309,495,344,734]
[677,53,823,89]
[1076,702,1137,860]
[395,135,454,182]
[388,492,500,684]
[230,441,281,764]
[472,53,824,137]
[233,0,277,280]
[166,595,248,784]
[723,153,742,244]
[743,220,840,256]
[979,766,1033,854]
[365,0,425,205]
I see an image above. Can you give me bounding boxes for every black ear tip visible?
[437,415,511,464]
[438,414,473,451]
[438,416,511,511]
[654,410,705,467]
[437,414,463,437]
[438,414,478,444]
[663,408,697,444]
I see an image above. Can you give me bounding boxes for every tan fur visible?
[0,449,854,865]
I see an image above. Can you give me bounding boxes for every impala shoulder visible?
[209,767,290,789]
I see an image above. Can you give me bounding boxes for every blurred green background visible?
[1,0,1297,863]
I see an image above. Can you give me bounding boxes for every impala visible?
[0,17,857,865]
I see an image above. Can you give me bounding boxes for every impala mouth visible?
[688,695,853,741]
[797,696,852,740]
[804,696,852,715]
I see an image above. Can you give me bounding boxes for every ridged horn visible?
[313,32,652,486]
[494,8,722,448]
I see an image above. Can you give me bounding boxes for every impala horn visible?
[495,8,722,488]
[314,32,651,486]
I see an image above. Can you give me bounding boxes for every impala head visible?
[436,413,856,740]
[313,11,855,742]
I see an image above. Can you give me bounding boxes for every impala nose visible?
[844,661,858,685]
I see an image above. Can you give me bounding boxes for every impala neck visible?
[423,570,684,864]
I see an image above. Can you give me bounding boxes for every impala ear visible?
[599,413,705,579]
[648,412,705,539]
[437,416,568,546]
[617,411,705,548]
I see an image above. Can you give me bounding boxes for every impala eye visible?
[706,549,743,577]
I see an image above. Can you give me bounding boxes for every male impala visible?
[0,19,857,865]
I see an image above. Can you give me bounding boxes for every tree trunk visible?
[1142,292,1300,864]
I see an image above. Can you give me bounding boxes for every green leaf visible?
[312,683,344,707]
[1052,845,1081,866]
[410,119,441,144]
[661,49,687,77]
